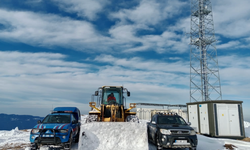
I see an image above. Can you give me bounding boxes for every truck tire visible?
[126,115,139,123]
[156,135,163,150]
[31,143,38,150]
[75,131,80,143]
[64,132,73,149]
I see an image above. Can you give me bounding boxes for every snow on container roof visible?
[186,100,243,105]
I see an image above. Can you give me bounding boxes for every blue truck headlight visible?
[190,130,196,135]
[31,129,39,134]
[59,129,68,133]
[160,129,171,135]
[31,136,35,139]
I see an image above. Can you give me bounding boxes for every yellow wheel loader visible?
[86,86,139,122]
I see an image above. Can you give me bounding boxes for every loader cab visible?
[95,86,130,106]
[89,85,136,122]
[102,86,123,105]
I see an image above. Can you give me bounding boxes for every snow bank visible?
[0,117,249,150]
[196,134,250,150]
[244,121,250,128]
[244,121,250,137]
[79,122,148,150]
[0,127,30,149]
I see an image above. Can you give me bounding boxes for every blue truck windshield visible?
[42,114,71,123]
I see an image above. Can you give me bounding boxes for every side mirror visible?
[95,91,98,96]
[72,120,77,124]
[152,121,156,124]
[37,120,41,124]
[188,122,191,126]
[127,91,130,97]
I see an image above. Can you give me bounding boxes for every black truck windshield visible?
[42,115,71,123]
[158,116,187,125]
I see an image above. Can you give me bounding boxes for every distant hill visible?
[0,113,44,130]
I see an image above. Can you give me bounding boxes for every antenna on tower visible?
[190,0,222,102]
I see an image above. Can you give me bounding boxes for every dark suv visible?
[147,113,197,150]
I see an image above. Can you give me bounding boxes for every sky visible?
[0,0,250,121]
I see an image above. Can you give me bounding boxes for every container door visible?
[217,104,229,136]
[188,105,199,132]
[199,104,209,134]
[228,104,240,136]
[217,104,241,136]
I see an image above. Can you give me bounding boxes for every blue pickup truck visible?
[30,107,81,150]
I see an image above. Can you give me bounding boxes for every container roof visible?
[186,100,243,105]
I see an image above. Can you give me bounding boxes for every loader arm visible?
[89,102,101,112]
[125,103,136,112]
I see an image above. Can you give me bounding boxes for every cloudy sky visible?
[0,0,250,121]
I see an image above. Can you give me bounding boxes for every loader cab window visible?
[102,87,123,105]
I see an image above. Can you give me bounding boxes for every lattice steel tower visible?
[190,0,222,102]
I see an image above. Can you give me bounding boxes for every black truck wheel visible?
[31,143,38,150]
[64,132,73,149]
[75,131,80,143]
[156,135,163,150]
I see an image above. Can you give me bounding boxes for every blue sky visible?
[0,0,250,121]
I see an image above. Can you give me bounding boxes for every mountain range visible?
[0,113,44,130]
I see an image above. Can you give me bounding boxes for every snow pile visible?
[245,121,250,137]
[81,115,89,123]
[196,134,250,150]
[79,122,148,150]
[0,117,249,150]
[0,127,30,149]
[244,121,250,128]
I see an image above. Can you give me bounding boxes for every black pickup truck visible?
[147,113,197,150]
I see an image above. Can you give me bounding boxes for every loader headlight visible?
[59,129,68,133]
[190,130,196,135]
[31,129,39,134]
[160,129,171,135]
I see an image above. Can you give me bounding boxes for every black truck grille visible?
[171,130,190,135]
[35,137,61,144]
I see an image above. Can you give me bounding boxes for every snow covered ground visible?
[79,122,148,150]
[0,116,250,150]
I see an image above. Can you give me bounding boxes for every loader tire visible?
[126,115,139,123]
[85,115,98,123]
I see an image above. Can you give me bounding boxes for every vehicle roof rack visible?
[156,112,178,116]
[51,111,73,114]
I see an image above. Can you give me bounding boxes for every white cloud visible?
[110,0,187,25]
[94,54,189,73]
[218,55,250,100]
[0,9,111,52]
[0,51,191,116]
[0,7,189,54]
[212,0,250,38]
[217,41,241,50]
[1,51,250,120]
[106,0,189,53]
[52,0,109,20]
